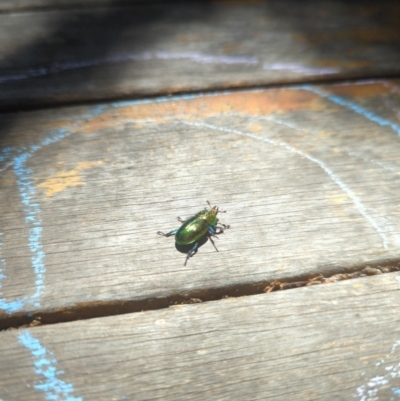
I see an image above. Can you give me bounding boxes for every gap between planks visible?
[3,259,400,332]
[2,73,400,114]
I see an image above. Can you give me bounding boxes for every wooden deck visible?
[1,1,400,400]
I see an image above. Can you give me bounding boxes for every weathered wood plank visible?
[1,1,400,109]
[1,79,400,324]
[1,272,400,400]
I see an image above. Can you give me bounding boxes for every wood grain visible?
[1,79,400,324]
[1,1,400,109]
[1,272,400,400]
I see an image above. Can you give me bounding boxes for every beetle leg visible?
[215,223,230,235]
[215,227,223,235]
[208,235,219,253]
[208,226,219,239]
[177,216,186,223]
[184,242,199,266]
[157,228,178,237]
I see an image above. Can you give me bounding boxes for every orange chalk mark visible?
[38,161,103,198]
[80,89,323,134]
[44,120,72,129]
[330,82,392,99]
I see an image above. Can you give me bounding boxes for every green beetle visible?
[157,201,230,266]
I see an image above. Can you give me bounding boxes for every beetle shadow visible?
[175,235,209,254]
[175,235,218,266]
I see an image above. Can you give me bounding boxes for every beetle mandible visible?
[157,201,230,266]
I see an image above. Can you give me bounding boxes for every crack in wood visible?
[2,261,400,332]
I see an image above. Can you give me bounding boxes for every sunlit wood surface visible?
[1,1,400,400]
[2,79,400,327]
[2,273,400,400]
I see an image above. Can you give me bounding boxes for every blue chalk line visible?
[0,129,71,313]
[301,84,400,137]
[1,85,400,313]
[18,331,83,401]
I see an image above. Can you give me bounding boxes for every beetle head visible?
[207,201,226,215]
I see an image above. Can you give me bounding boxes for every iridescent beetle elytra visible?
[157,201,230,266]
